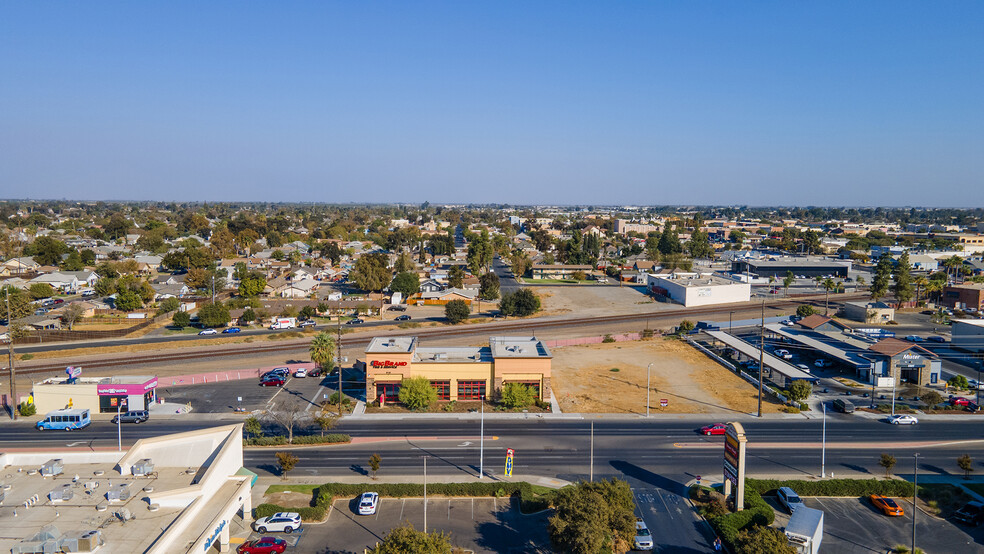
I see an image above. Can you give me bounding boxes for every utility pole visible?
[912,453,919,553]
[590,421,594,482]
[479,390,485,478]
[423,456,428,533]
[211,273,215,304]
[821,402,826,478]
[758,300,764,417]
[336,315,343,414]
[6,292,16,420]
[646,362,652,417]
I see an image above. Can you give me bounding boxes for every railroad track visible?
[12,293,864,376]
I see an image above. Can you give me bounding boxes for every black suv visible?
[112,410,150,424]
[953,502,984,526]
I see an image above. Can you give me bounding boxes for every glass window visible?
[431,381,450,400]
[376,382,401,402]
[457,380,486,400]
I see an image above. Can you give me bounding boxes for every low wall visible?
[544,332,646,348]
[161,363,315,387]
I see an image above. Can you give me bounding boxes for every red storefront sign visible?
[370,360,408,369]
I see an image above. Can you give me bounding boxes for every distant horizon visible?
[2,2,982,205]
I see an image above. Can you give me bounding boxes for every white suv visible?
[253,512,301,534]
[634,518,653,550]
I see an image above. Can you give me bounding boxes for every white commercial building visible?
[648,274,751,307]
[952,319,984,353]
[0,424,253,554]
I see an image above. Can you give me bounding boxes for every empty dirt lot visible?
[551,338,783,415]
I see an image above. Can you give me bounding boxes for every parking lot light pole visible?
[912,453,919,553]
[821,402,826,478]
[479,391,484,479]
[646,363,652,417]
[423,456,428,534]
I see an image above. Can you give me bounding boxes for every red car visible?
[238,537,286,554]
[259,375,286,387]
[951,397,971,407]
[700,423,728,436]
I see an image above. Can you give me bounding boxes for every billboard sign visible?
[723,422,748,512]
[66,366,82,378]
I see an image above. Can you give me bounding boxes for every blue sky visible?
[1,2,982,206]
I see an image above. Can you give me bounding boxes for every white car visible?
[198,328,217,335]
[252,512,301,534]
[814,359,830,368]
[634,518,654,550]
[889,414,918,425]
[294,368,307,378]
[358,492,379,515]
[775,349,793,360]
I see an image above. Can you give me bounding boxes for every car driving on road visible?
[699,423,728,436]
[198,328,218,335]
[888,414,918,425]
[222,327,241,333]
[112,410,149,424]
[347,318,364,325]
[394,314,412,321]
[634,518,654,550]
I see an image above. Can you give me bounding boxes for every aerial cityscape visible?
[2,3,984,554]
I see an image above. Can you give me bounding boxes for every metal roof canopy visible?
[766,324,873,369]
[704,330,815,381]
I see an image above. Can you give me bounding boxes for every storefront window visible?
[457,380,486,400]
[377,382,401,403]
[508,381,541,398]
[431,381,450,400]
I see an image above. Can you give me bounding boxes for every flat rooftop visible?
[741,259,847,267]
[655,274,743,287]
[366,336,417,354]
[414,346,492,363]
[489,336,552,358]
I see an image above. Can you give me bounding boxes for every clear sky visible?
[1,2,982,206]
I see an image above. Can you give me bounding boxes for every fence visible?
[159,362,316,388]
[13,309,174,344]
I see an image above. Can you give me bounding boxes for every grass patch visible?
[244,434,351,446]
[609,367,620,372]
[398,321,421,329]
[19,353,34,361]
[963,483,984,497]
[266,484,320,494]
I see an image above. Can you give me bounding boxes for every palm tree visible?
[309,331,336,372]
[914,276,929,303]
[856,275,866,291]
[822,277,836,315]
[783,271,795,297]
[943,255,964,283]
[768,275,776,294]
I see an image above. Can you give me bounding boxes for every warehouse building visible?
[952,319,984,353]
[364,336,552,403]
[730,259,850,279]
[648,274,750,307]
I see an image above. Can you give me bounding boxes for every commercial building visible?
[865,338,942,387]
[952,319,984,353]
[843,301,895,324]
[529,264,593,279]
[614,219,661,235]
[0,424,253,554]
[730,259,850,279]
[31,375,159,414]
[364,336,552,403]
[942,283,984,311]
[648,274,750,307]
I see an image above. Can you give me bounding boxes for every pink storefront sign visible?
[97,379,158,396]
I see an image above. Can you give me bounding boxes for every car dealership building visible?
[364,336,552,404]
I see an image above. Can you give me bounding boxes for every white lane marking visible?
[307,384,327,412]
[652,488,674,520]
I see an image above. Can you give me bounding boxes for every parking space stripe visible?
[399,499,405,521]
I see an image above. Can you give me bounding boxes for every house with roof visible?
[421,288,478,305]
[795,314,848,333]
[29,271,97,293]
[279,278,320,299]
[152,282,191,299]
[419,279,445,294]
[1,257,39,275]
[843,301,895,324]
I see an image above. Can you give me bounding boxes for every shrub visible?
[745,478,914,498]
[244,434,350,446]
[677,320,696,334]
[158,297,180,313]
[948,375,969,390]
[444,300,470,324]
[18,402,36,416]
[796,304,816,317]
[172,311,191,328]
[398,377,438,411]
[500,382,537,409]
[708,486,774,547]
[602,334,616,343]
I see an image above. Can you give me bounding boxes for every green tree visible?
[24,236,69,266]
[61,303,85,330]
[921,391,943,408]
[103,212,132,240]
[309,331,336,371]
[398,377,438,411]
[238,273,266,297]
[783,271,795,297]
[548,478,636,554]
[370,523,452,554]
[871,252,893,301]
[499,288,540,317]
[1,286,32,320]
[677,319,696,334]
[172,311,191,328]
[466,230,494,274]
[299,305,316,320]
[241,307,256,324]
[351,252,391,292]
[445,299,471,324]
[658,224,682,255]
[114,289,142,312]
[894,251,914,303]
[822,277,836,315]
[880,453,897,478]
[734,525,796,554]
[510,253,532,277]
[686,229,715,259]
[28,283,55,300]
[61,250,84,271]
[948,375,970,390]
[197,302,231,327]
[244,416,262,439]
[448,265,465,289]
[479,271,500,300]
[158,297,180,313]
[958,454,975,479]
[313,413,339,436]
[394,251,415,273]
[368,453,381,480]
[788,380,812,402]
[275,451,299,479]
[796,304,816,318]
[391,271,420,298]
[644,233,661,262]
[500,382,536,409]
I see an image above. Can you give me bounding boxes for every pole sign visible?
[660,399,668,408]
[505,448,515,477]
[66,366,82,378]
[722,422,748,512]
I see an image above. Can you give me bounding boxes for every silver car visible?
[634,518,653,550]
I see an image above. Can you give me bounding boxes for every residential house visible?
[1,257,39,275]
[419,279,445,293]
[279,278,319,299]
[420,288,478,305]
[529,264,592,279]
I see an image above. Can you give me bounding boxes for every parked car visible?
[346,318,364,325]
[111,410,150,424]
[52,298,64,305]
[699,423,728,436]
[252,512,301,534]
[34,308,49,315]
[358,492,379,515]
[81,290,97,298]
[954,501,984,526]
[905,335,925,342]
[394,314,412,321]
[777,486,805,513]
[259,375,286,387]
[237,537,287,554]
[814,359,831,368]
[634,518,654,550]
[299,320,316,328]
[294,368,307,378]
[928,335,947,343]
[266,367,290,377]
[775,349,793,360]
[951,397,971,407]
[198,328,218,335]
[870,494,904,517]
[888,414,918,425]
[222,327,241,334]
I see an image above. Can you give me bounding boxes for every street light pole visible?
[892,379,897,416]
[5,292,16,420]
[590,421,594,482]
[729,311,734,333]
[758,300,764,417]
[479,391,484,479]
[423,456,428,533]
[646,362,652,417]
[912,453,919,553]
[821,401,826,478]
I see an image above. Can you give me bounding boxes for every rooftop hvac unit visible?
[48,484,74,502]
[59,530,103,553]
[131,459,154,477]
[106,483,130,502]
[40,459,64,477]
[12,525,60,554]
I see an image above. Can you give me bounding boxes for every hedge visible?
[256,481,553,522]
[746,478,914,498]
[244,434,351,446]
[707,485,774,547]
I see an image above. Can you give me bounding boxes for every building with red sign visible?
[364,336,552,404]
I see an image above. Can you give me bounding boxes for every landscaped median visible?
[256,482,557,522]
[244,434,351,447]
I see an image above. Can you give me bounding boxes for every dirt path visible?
[551,339,783,415]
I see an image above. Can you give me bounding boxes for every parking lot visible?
[160,367,366,414]
[244,497,550,554]
[771,496,983,553]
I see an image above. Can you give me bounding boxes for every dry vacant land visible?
[551,339,783,415]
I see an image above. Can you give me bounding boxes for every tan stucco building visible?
[364,336,552,403]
